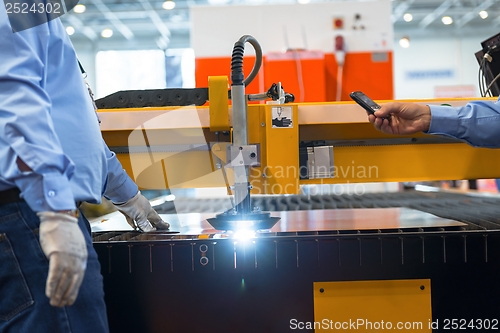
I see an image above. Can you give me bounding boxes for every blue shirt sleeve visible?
[428,98,500,148]
[0,13,76,211]
[102,142,139,204]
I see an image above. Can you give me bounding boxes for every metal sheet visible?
[91,207,465,235]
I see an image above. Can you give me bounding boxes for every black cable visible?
[483,55,488,96]
[479,46,500,97]
[486,72,500,95]
[478,54,490,97]
[482,57,487,96]
[478,57,484,97]
[230,35,263,87]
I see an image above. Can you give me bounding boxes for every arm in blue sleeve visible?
[0,16,75,211]
[428,98,500,148]
[102,142,138,204]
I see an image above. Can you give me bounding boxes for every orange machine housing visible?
[195,51,393,102]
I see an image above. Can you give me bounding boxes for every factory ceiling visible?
[61,0,500,49]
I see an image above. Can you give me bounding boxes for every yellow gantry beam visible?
[98,90,500,193]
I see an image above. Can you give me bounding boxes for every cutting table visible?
[92,190,500,333]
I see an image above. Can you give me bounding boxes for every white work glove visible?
[113,191,170,232]
[38,212,88,308]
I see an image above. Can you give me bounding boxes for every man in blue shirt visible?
[369,99,500,147]
[0,6,168,333]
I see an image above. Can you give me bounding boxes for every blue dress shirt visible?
[0,10,138,212]
[428,97,500,148]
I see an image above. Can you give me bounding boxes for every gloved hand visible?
[37,211,88,308]
[113,191,170,232]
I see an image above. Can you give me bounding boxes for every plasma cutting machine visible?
[92,36,500,333]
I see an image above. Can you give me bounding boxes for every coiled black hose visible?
[230,35,263,86]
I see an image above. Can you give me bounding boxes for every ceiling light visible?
[101,28,113,38]
[66,26,75,35]
[399,37,410,48]
[441,16,453,25]
[297,0,311,4]
[403,13,413,22]
[73,4,86,13]
[162,1,175,10]
[479,10,488,19]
